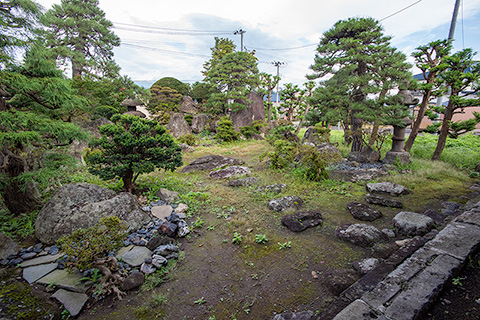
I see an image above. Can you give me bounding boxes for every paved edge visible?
[319,201,480,320]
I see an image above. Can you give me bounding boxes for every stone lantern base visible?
[382,151,411,165]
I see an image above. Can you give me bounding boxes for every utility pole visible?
[234,28,246,52]
[448,0,461,40]
[271,61,285,111]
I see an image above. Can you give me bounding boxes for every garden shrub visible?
[184,114,193,126]
[177,134,199,146]
[94,105,119,120]
[214,116,239,142]
[57,216,127,270]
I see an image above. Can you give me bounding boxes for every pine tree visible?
[404,39,452,152]
[432,49,480,160]
[309,17,411,152]
[202,37,236,78]
[41,0,120,78]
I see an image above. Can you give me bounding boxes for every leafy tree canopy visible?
[202,37,236,78]
[87,114,183,193]
[41,0,120,78]
[152,77,190,96]
[147,84,183,114]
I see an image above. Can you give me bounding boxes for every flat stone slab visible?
[151,205,173,220]
[116,245,134,257]
[366,182,410,197]
[332,299,376,320]
[365,194,403,208]
[20,253,62,267]
[117,246,152,267]
[181,155,245,173]
[23,263,58,284]
[335,224,386,247]
[51,289,88,317]
[268,196,304,212]
[393,211,435,236]
[209,166,251,179]
[347,202,383,221]
[36,269,89,293]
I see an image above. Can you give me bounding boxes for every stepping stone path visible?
[2,200,193,318]
[346,202,383,221]
[181,155,244,173]
[256,183,286,194]
[228,177,258,187]
[393,211,435,236]
[366,182,410,197]
[209,166,251,179]
[365,194,403,208]
[268,196,304,212]
[335,223,387,247]
[281,211,323,232]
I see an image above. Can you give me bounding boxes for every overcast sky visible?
[37,0,480,88]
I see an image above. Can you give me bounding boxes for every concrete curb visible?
[323,201,480,320]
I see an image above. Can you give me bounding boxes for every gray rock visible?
[178,143,195,152]
[178,96,199,114]
[146,236,175,251]
[346,202,383,221]
[348,145,381,163]
[175,203,189,214]
[256,183,286,194]
[121,271,144,291]
[209,166,251,179]
[176,220,190,237]
[365,194,403,208]
[182,155,245,173]
[382,228,396,238]
[152,254,168,268]
[352,258,381,275]
[323,269,359,295]
[154,244,179,257]
[191,114,209,133]
[117,246,152,267]
[166,113,192,138]
[23,263,58,284]
[230,92,265,131]
[268,196,304,212]
[159,221,177,237]
[366,182,410,197]
[273,310,316,320]
[140,262,156,274]
[51,289,89,317]
[35,183,149,245]
[328,168,389,183]
[301,127,323,146]
[281,211,323,232]
[0,232,20,260]
[423,209,448,225]
[335,223,386,247]
[36,269,89,293]
[151,205,173,220]
[228,177,258,187]
[155,188,179,203]
[20,252,37,260]
[393,211,435,236]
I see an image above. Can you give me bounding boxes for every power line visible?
[113,22,231,34]
[249,43,316,51]
[122,43,210,58]
[379,0,422,22]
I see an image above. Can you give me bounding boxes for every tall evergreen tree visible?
[41,0,120,78]
[206,51,259,115]
[404,39,452,152]
[309,17,410,152]
[432,48,480,160]
[202,37,236,78]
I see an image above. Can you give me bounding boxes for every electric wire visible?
[379,0,422,21]
[461,0,465,49]
[113,22,232,34]
[122,43,210,58]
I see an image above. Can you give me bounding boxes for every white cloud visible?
[37,0,480,86]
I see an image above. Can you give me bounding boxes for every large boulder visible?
[335,223,386,247]
[167,113,192,138]
[392,211,435,236]
[35,183,150,245]
[181,155,245,173]
[191,114,209,133]
[346,202,383,221]
[366,182,410,197]
[281,211,323,232]
[178,96,199,114]
[209,166,251,179]
[230,92,265,131]
[0,232,20,260]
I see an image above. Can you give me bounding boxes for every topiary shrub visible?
[214,116,239,142]
[239,125,256,139]
[177,134,199,146]
[94,105,119,120]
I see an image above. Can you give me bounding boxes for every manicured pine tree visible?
[41,0,120,78]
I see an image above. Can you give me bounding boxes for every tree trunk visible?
[295,103,310,135]
[0,149,38,215]
[351,112,363,152]
[122,170,135,193]
[405,91,431,152]
[267,92,272,122]
[369,122,380,147]
[432,100,454,161]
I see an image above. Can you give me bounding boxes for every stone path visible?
[325,201,480,320]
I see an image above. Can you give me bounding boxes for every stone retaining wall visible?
[326,201,480,320]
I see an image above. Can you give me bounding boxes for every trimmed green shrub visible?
[214,116,239,142]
